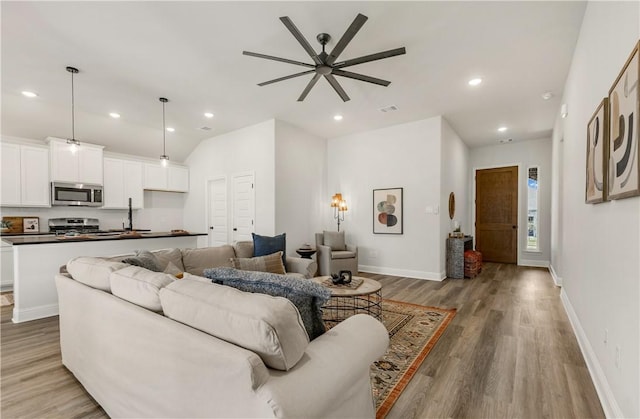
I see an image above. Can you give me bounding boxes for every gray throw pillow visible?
[122,250,163,272]
[204,267,331,340]
[323,230,346,251]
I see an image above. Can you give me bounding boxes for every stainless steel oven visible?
[51,182,103,207]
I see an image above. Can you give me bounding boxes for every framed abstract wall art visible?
[585,98,609,203]
[608,40,639,200]
[373,187,403,234]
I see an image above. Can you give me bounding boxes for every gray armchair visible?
[315,231,358,276]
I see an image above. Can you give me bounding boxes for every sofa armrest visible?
[258,314,389,418]
[285,256,317,278]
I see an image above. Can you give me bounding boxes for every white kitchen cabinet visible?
[143,163,189,192]
[167,166,189,192]
[20,145,50,206]
[103,157,143,209]
[48,138,104,184]
[1,142,49,207]
[1,143,21,206]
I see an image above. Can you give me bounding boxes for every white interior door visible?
[232,173,255,242]
[207,177,228,247]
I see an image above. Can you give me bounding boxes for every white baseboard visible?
[358,265,444,281]
[549,264,562,286]
[560,289,622,418]
[12,303,58,323]
[519,259,550,268]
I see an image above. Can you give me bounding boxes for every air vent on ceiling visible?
[379,105,399,113]
[199,126,212,131]
[499,138,513,144]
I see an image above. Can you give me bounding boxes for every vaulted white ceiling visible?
[1,1,586,162]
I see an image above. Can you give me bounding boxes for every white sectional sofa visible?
[55,244,389,418]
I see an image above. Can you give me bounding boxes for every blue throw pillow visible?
[252,233,286,266]
[204,267,330,340]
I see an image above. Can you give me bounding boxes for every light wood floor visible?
[1,263,604,418]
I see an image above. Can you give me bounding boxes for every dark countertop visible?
[2,232,206,246]
[0,232,54,237]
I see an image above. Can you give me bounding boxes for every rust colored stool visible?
[464,250,483,278]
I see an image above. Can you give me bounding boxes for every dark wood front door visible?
[475,166,518,263]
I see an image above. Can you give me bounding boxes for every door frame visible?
[471,163,522,265]
[205,175,227,246]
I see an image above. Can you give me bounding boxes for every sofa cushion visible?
[252,233,286,266]
[182,245,235,276]
[231,251,286,275]
[66,257,128,292]
[323,231,346,251]
[122,250,163,272]
[160,279,309,371]
[163,261,183,276]
[152,248,185,271]
[110,266,175,312]
[233,241,254,259]
[204,267,331,340]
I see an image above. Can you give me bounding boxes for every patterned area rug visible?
[373,299,456,419]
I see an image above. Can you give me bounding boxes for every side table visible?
[296,248,316,259]
[446,236,473,279]
[312,276,382,324]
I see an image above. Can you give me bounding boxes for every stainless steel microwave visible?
[51,182,103,207]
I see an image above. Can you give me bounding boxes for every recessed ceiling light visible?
[334,115,343,121]
[21,91,38,98]
[468,78,482,86]
[204,112,214,118]
[109,112,121,119]
[166,127,175,132]
[498,126,508,132]
[541,91,554,100]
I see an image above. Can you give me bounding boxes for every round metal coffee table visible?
[312,276,382,324]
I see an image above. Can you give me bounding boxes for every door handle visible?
[233,228,238,231]
[512,225,517,229]
[209,226,214,230]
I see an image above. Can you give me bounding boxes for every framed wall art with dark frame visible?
[608,40,639,200]
[585,98,609,203]
[373,187,403,234]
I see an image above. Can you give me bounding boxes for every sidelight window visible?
[527,166,539,251]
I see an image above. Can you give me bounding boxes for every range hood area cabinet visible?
[143,163,189,192]
[47,137,104,185]
[102,158,144,209]
[0,141,50,207]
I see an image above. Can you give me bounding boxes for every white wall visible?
[183,120,276,239]
[274,120,327,254]
[470,138,552,266]
[327,116,443,280]
[551,2,639,417]
[440,118,470,273]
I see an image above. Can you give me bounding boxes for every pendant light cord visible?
[162,100,166,155]
[71,70,75,140]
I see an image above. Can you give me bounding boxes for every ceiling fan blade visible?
[258,70,316,87]
[333,47,406,69]
[279,16,323,65]
[324,74,350,102]
[332,69,391,86]
[297,73,322,101]
[243,51,314,68]
[326,13,368,65]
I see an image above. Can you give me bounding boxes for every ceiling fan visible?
[243,13,406,102]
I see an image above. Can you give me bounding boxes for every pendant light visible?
[66,66,80,153]
[159,97,169,167]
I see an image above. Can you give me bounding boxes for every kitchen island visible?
[3,232,207,323]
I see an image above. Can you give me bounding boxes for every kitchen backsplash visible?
[0,190,185,232]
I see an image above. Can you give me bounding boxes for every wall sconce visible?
[561,103,568,119]
[331,193,348,231]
